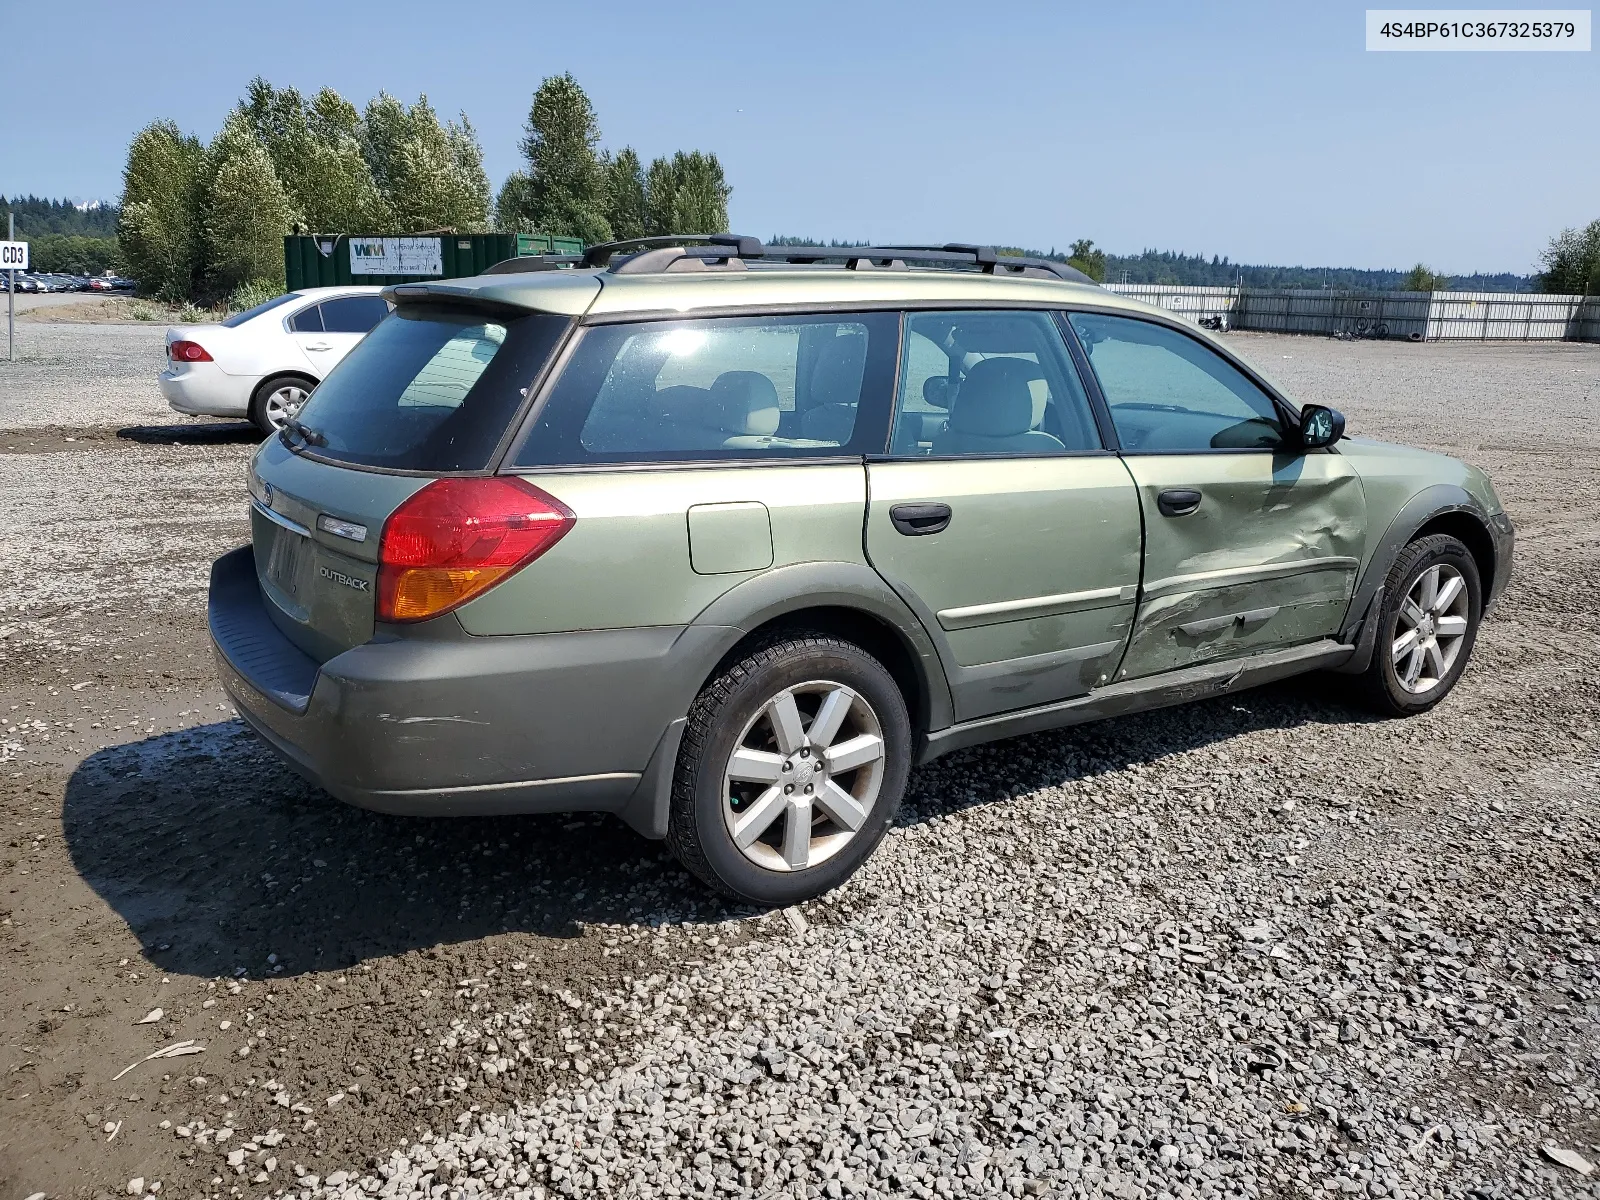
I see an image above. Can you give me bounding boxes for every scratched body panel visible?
[1117,450,1366,679]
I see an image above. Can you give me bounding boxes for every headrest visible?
[807,335,867,408]
[947,358,1038,438]
[709,371,782,436]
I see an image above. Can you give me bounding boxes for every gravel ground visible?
[0,320,174,430]
[1,323,1597,1200]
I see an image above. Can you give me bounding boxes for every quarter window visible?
[890,311,1101,456]
[513,313,898,465]
[1068,313,1287,451]
[289,304,324,333]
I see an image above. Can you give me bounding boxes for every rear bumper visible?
[161,365,254,417]
[207,545,720,833]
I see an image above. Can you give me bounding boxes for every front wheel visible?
[667,634,912,905]
[1357,533,1482,716]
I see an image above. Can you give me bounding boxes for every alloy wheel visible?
[721,681,887,873]
[1391,563,1470,694]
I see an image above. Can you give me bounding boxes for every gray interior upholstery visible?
[931,358,1064,455]
[800,336,867,444]
[709,371,782,436]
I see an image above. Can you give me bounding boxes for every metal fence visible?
[1104,283,1600,342]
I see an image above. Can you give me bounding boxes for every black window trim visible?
[1057,306,1307,457]
[501,310,903,470]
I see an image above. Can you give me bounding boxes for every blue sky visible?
[6,1,1595,274]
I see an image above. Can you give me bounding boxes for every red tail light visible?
[377,477,575,623]
[169,340,213,362]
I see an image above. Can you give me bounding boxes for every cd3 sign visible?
[0,241,28,270]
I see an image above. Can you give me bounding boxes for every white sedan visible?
[159,286,390,433]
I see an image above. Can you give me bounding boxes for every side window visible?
[891,311,1100,456]
[320,295,390,333]
[513,313,898,465]
[1068,313,1286,451]
[289,304,324,333]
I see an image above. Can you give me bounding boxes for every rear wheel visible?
[249,374,314,435]
[667,634,911,905]
[1357,533,1481,716]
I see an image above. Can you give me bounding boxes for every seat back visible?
[931,358,1064,455]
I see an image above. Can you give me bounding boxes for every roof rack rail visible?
[577,234,1099,285]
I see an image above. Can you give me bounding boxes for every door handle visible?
[889,502,952,536]
[305,342,333,352]
[1157,488,1203,517]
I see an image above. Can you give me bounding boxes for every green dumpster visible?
[284,232,582,290]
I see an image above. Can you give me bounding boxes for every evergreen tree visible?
[603,147,648,242]
[509,73,611,242]
[203,112,293,294]
[117,121,207,301]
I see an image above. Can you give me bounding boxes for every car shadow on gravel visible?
[117,421,262,445]
[63,677,1372,979]
[61,721,720,982]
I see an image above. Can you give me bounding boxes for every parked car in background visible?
[160,287,391,433]
[208,235,1514,906]
[9,274,40,293]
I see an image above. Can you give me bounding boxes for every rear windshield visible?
[290,305,569,471]
[223,293,300,327]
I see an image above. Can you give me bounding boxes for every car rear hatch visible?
[245,274,597,662]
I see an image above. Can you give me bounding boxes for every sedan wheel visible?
[722,680,887,873]
[262,383,309,430]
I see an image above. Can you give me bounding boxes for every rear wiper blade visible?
[280,416,327,447]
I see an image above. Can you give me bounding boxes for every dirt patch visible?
[18,298,186,325]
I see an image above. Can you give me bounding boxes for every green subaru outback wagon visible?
[209,236,1514,905]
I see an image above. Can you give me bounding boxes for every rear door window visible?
[290,305,569,471]
[512,312,898,465]
[890,311,1102,456]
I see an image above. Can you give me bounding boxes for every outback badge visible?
[318,565,370,592]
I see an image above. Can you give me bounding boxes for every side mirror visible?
[922,376,952,410]
[1298,404,1345,449]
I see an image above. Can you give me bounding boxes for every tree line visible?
[113,74,729,304]
[1,195,121,274]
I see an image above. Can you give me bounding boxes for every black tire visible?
[667,633,912,906]
[1356,533,1482,717]
[248,374,316,436]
